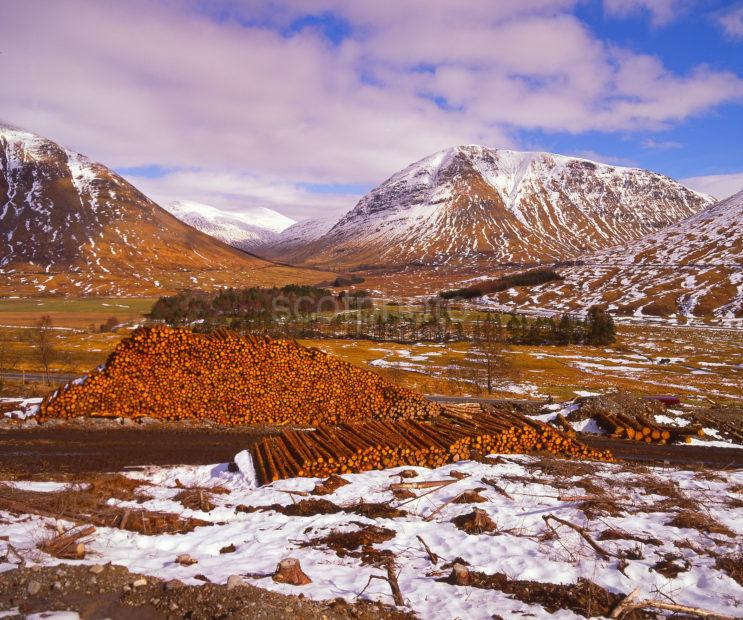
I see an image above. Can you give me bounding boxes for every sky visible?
[1,0,742,222]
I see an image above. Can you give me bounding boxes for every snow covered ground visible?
[2,454,741,618]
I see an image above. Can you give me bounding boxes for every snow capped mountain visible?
[281,145,713,269]
[259,216,338,261]
[163,201,295,252]
[0,124,327,295]
[481,190,743,318]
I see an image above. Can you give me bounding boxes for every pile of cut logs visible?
[583,410,705,444]
[249,407,614,484]
[39,326,440,426]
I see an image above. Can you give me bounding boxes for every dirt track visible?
[1,426,741,477]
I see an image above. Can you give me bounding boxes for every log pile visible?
[39,326,440,425]
[591,409,704,444]
[249,408,614,484]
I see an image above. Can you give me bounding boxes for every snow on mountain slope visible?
[283,145,713,269]
[163,201,295,252]
[259,216,338,260]
[480,190,743,319]
[0,124,328,296]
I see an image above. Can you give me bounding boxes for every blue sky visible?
[2,0,742,218]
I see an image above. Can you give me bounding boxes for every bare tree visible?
[476,314,510,394]
[0,335,19,396]
[33,314,57,385]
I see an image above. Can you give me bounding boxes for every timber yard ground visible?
[1,419,743,479]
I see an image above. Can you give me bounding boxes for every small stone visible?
[176,553,197,566]
[27,580,42,595]
[164,579,184,591]
[169,602,179,611]
[123,585,132,592]
[132,577,148,588]
[226,575,244,590]
[89,564,105,574]
[52,581,63,591]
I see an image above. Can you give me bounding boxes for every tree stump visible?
[451,508,497,534]
[449,562,471,586]
[272,558,311,585]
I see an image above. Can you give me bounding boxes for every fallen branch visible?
[275,489,310,497]
[39,525,95,559]
[357,560,405,607]
[390,479,456,491]
[480,477,513,500]
[416,535,439,565]
[610,587,737,619]
[425,491,467,522]
[556,494,607,502]
[395,480,458,508]
[542,514,614,559]
[2,542,25,567]
[384,559,405,607]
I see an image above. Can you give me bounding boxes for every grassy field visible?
[1,297,740,404]
[304,324,743,404]
[0,297,156,329]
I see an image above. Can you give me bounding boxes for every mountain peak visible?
[273,146,715,269]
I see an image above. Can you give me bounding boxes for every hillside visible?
[259,216,338,261]
[0,124,329,296]
[274,146,712,269]
[163,201,295,253]
[478,190,743,318]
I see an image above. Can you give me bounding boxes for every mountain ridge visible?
[0,124,329,296]
[163,200,295,253]
[272,145,713,269]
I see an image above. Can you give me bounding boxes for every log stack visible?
[592,409,704,444]
[38,326,441,425]
[249,407,614,484]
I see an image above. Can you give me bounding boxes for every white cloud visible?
[680,172,743,200]
[718,5,743,39]
[642,138,683,149]
[124,169,360,221]
[0,0,741,219]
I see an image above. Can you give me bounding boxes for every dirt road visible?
[1,426,741,477]
[0,427,264,476]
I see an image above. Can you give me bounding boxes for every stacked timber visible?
[38,326,441,425]
[592,409,704,444]
[249,408,614,484]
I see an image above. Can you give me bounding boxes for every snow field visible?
[2,454,742,619]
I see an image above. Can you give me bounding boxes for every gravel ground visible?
[0,564,413,619]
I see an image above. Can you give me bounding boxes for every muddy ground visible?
[0,564,412,620]
[0,425,741,478]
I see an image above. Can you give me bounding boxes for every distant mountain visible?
[163,201,295,252]
[277,145,713,269]
[259,216,338,261]
[0,124,328,296]
[479,190,743,318]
